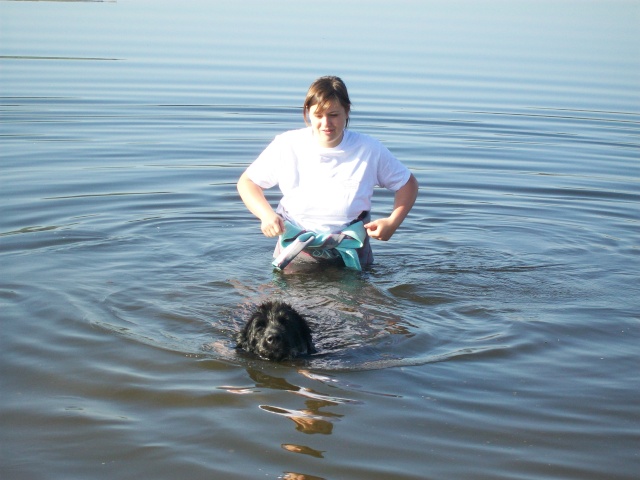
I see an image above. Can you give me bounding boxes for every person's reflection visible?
[281,443,324,458]
[247,368,343,435]
[260,404,334,434]
[281,471,326,480]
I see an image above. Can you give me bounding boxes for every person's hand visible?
[260,213,285,237]
[364,218,398,241]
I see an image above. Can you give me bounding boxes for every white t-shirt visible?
[246,127,411,233]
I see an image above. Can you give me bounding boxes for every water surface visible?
[1,1,639,479]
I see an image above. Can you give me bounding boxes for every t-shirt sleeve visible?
[376,143,412,191]
[245,136,282,189]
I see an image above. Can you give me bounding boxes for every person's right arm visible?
[237,172,284,237]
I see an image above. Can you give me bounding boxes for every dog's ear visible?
[235,329,248,350]
[299,318,316,354]
[235,318,253,350]
[257,301,275,317]
[282,305,316,355]
[306,335,316,354]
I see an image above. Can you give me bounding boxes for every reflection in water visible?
[230,369,409,480]
[281,472,326,480]
[219,367,356,478]
[282,443,325,459]
[245,368,355,435]
[260,405,335,435]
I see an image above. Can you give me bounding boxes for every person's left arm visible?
[364,173,419,241]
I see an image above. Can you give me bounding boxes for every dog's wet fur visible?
[236,301,315,361]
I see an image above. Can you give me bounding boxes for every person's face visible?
[308,100,348,148]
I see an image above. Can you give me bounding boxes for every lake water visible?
[1,1,639,479]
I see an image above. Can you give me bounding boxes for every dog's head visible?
[236,301,315,361]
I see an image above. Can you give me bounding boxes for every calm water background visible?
[1,1,639,479]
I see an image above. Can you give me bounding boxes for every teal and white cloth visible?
[272,220,368,271]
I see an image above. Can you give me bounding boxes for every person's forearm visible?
[364,174,418,241]
[237,172,284,237]
[237,172,275,221]
[389,174,419,229]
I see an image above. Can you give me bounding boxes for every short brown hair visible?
[303,76,351,127]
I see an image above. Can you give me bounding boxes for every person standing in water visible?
[237,76,418,269]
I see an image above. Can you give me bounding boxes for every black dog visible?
[236,301,315,361]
